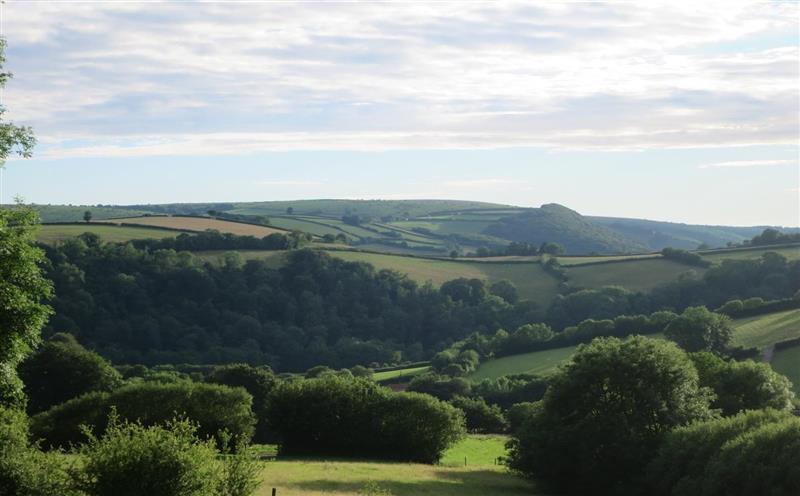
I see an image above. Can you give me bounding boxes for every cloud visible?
[3,1,799,158]
[699,159,798,168]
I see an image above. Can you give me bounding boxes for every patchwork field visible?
[255,435,536,496]
[37,224,186,244]
[731,309,800,349]
[700,245,800,264]
[110,216,286,237]
[564,258,703,292]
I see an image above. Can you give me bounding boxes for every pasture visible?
[373,366,431,383]
[37,224,185,244]
[731,309,800,349]
[770,345,800,394]
[700,244,800,264]
[326,251,560,307]
[564,258,703,292]
[255,435,537,496]
[110,216,286,237]
[468,345,579,381]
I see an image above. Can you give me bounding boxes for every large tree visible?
[507,336,713,494]
[0,38,50,408]
[665,306,733,354]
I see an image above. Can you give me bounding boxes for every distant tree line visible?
[128,229,310,252]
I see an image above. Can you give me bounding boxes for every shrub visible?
[0,405,76,496]
[449,396,507,433]
[76,416,221,496]
[647,409,798,496]
[19,333,122,414]
[206,364,276,443]
[266,376,464,463]
[507,336,713,494]
[31,382,255,449]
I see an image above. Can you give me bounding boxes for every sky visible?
[1,1,799,226]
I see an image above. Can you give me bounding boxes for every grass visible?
[731,309,800,349]
[373,366,431,382]
[468,345,579,380]
[37,224,185,244]
[110,216,286,237]
[326,251,560,307]
[770,345,800,394]
[556,253,660,266]
[565,258,703,292]
[255,435,538,496]
[701,245,800,264]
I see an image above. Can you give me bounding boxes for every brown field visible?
[109,216,286,237]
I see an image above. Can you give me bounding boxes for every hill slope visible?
[484,204,647,254]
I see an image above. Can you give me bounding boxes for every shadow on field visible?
[286,469,538,495]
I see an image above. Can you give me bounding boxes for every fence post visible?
[464,456,467,467]
[272,488,276,496]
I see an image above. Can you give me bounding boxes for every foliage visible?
[748,228,800,246]
[690,352,794,416]
[205,364,276,443]
[507,336,713,494]
[266,375,465,463]
[75,415,222,496]
[0,205,52,408]
[406,374,471,401]
[130,229,304,252]
[449,396,507,433]
[0,405,77,496]
[31,381,255,449]
[665,306,733,354]
[470,374,548,410]
[646,409,798,496]
[661,247,711,267]
[19,333,122,414]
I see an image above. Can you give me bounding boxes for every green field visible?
[111,216,286,237]
[255,435,537,496]
[565,258,703,292]
[701,245,800,264]
[37,224,184,244]
[770,345,800,394]
[373,366,431,382]
[731,309,800,349]
[468,345,579,380]
[326,251,560,307]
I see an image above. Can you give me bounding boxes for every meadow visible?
[770,345,800,394]
[373,366,431,383]
[730,308,800,349]
[468,345,579,380]
[110,216,287,237]
[700,244,800,264]
[37,224,185,244]
[254,435,538,496]
[564,258,704,292]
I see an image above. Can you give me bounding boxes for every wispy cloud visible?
[4,1,799,158]
[699,159,798,168]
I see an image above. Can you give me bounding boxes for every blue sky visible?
[2,1,798,226]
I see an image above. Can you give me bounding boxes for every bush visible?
[449,396,507,433]
[507,336,713,494]
[31,382,255,449]
[76,415,221,496]
[646,409,798,496]
[19,333,122,414]
[266,376,464,463]
[406,374,471,401]
[0,405,76,496]
[205,364,276,443]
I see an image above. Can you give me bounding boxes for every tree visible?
[83,210,92,223]
[0,39,50,409]
[539,242,564,255]
[285,207,293,215]
[490,280,519,304]
[665,306,733,354]
[507,336,713,494]
[206,364,277,443]
[19,333,122,414]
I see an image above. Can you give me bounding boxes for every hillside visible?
[483,204,647,254]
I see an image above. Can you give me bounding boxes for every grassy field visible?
[556,253,660,266]
[110,216,286,237]
[326,251,560,307]
[255,435,538,496]
[701,245,800,264]
[373,366,431,382]
[731,309,800,349]
[37,224,185,244]
[770,345,800,394]
[468,345,579,380]
[564,258,703,292]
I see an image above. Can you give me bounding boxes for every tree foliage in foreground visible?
[507,336,713,494]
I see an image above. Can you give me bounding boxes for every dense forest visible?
[40,232,800,370]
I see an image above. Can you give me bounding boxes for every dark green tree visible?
[19,333,122,414]
[507,336,713,494]
[665,306,733,354]
[83,210,92,223]
[206,363,276,443]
